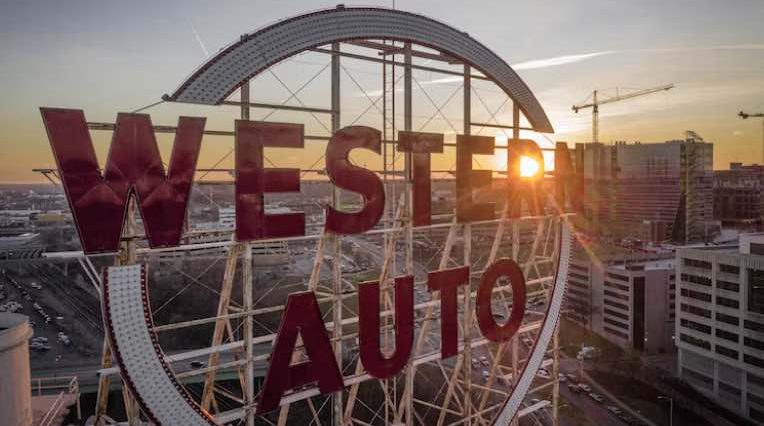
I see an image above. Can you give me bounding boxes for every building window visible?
[720,264,740,275]
[716,280,739,292]
[604,326,629,339]
[680,318,711,334]
[716,312,739,326]
[715,345,738,359]
[715,328,739,343]
[681,303,711,319]
[681,273,711,287]
[746,320,764,333]
[681,288,711,302]
[719,381,741,396]
[745,336,764,351]
[745,354,764,369]
[604,299,629,311]
[684,258,712,270]
[604,308,629,321]
[604,280,630,292]
[604,317,629,330]
[569,272,588,282]
[607,272,629,282]
[604,290,630,301]
[716,296,740,309]
[680,333,711,350]
[749,269,764,314]
[683,368,714,386]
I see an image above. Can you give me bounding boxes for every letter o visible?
[476,258,526,342]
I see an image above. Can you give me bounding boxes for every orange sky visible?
[1,0,763,183]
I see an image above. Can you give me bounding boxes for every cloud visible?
[511,51,615,70]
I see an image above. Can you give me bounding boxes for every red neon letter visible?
[235,120,305,241]
[397,131,444,226]
[41,108,204,254]
[358,275,414,378]
[553,142,584,214]
[325,126,385,234]
[476,259,526,342]
[428,266,470,358]
[507,139,544,217]
[257,291,343,414]
[456,135,495,222]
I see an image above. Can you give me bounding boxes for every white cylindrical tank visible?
[0,313,33,426]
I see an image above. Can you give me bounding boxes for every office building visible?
[676,234,764,423]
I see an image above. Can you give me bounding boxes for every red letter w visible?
[41,108,205,254]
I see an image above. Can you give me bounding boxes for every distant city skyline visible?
[1,0,763,183]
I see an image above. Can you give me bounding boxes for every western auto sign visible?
[40,6,579,425]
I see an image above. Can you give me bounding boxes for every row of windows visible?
[569,272,588,282]
[716,344,738,360]
[720,264,740,275]
[717,296,740,309]
[604,326,629,340]
[683,367,713,386]
[607,272,629,282]
[568,279,588,290]
[680,333,711,350]
[604,298,629,311]
[681,273,711,287]
[745,353,764,369]
[746,320,764,333]
[717,280,739,292]
[680,318,710,334]
[681,303,711,319]
[717,312,739,325]
[570,263,588,272]
[604,280,629,292]
[604,308,629,321]
[603,317,628,330]
[745,336,764,351]
[716,328,739,343]
[681,288,711,302]
[604,289,629,301]
[684,258,712,270]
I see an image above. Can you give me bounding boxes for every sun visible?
[519,156,540,178]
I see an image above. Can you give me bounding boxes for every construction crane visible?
[572,84,674,143]
[739,110,764,163]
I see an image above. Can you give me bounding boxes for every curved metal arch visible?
[166,6,554,133]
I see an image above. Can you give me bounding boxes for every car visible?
[471,359,480,369]
[190,361,207,369]
[558,373,567,382]
[479,356,489,366]
[530,398,540,404]
[567,383,581,393]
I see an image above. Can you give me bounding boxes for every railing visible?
[32,375,81,425]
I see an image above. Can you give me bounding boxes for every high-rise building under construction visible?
[582,132,716,243]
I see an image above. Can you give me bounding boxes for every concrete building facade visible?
[676,234,764,423]
[565,243,676,354]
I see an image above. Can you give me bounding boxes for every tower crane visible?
[572,84,674,143]
[739,110,764,163]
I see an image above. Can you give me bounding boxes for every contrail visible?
[512,51,616,70]
[190,21,210,58]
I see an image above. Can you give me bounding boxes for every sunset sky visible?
[1,0,763,183]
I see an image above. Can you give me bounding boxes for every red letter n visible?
[40,108,204,254]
